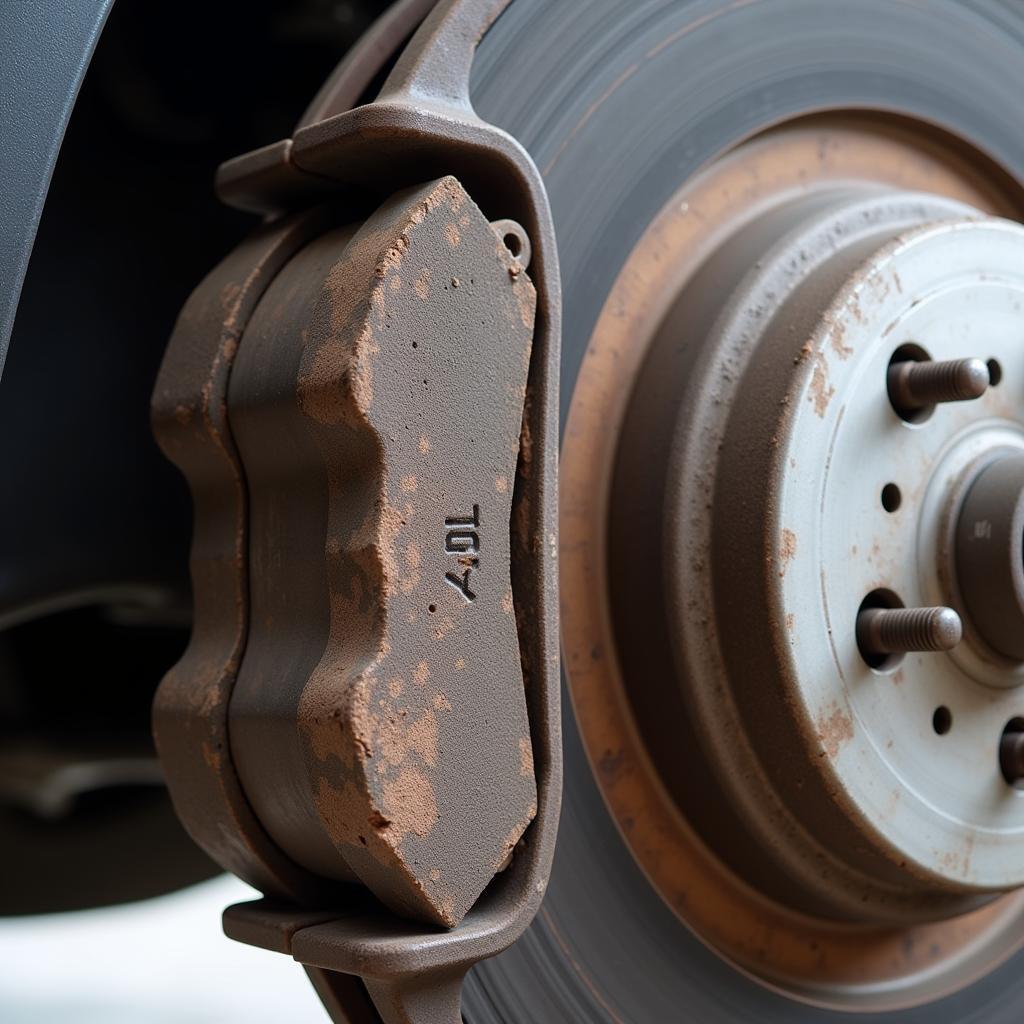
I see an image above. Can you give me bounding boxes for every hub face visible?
[561,117,1024,1008]
[669,195,1024,915]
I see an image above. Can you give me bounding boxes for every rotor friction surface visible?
[465,0,1024,1020]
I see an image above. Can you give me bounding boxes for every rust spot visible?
[779,528,797,576]
[809,353,834,418]
[830,323,853,360]
[414,268,431,300]
[519,737,534,777]
[816,703,854,759]
[453,657,466,671]
[381,767,439,840]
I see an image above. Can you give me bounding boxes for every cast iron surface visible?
[227,176,537,928]
[461,0,1024,1021]
[156,2,561,1020]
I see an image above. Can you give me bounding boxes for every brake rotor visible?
[464,1,1024,1021]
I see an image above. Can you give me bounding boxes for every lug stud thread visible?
[857,606,962,656]
[1000,730,1024,786]
[888,357,989,415]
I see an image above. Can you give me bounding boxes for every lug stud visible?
[888,357,989,416]
[857,605,962,657]
[1000,729,1024,786]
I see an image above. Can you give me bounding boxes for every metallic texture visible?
[226,177,538,929]
[955,454,1024,662]
[888,357,990,415]
[857,606,963,656]
[471,0,1024,1020]
[1001,729,1024,787]
[154,1,561,1020]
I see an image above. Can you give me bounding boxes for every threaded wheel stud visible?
[857,606,962,657]
[888,357,989,415]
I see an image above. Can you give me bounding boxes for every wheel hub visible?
[562,117,1024,1007]
[627,186,1024,923]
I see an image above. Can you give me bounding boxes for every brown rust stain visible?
[519,737,534,777]
[809,352,834,418]
[413,268,432,299]
[830,322,853,360]
[779,528,797,576]
[381,767,439,839]
[816,703,854,759]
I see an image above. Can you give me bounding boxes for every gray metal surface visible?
[466,0,1024,1020]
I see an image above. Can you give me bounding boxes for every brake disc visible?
[152,1,1024,1022]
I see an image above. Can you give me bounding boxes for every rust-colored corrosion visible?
[228,175,537,928]
[158,1,562,1019]
[560,116,1024,1000]
[151,210,339,905]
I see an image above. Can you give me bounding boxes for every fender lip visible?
[0,0,114,379]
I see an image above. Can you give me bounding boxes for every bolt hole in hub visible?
[561,113,1024,1011]
[881,483,902,513]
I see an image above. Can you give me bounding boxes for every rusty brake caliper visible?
[150,2,561,1022]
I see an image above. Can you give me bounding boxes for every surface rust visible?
[559,116,1024,997]
[151,210,338,905]
[228,176,537,929]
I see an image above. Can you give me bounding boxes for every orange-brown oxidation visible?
[779,528,798,576]
[222,175,542,930]
[560,118,1024,1000]
[519,737,534,777]
[816,703,855,759]
[809,351,835,418]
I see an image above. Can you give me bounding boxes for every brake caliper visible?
[151,3,560,1022]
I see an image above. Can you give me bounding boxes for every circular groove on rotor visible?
[465,1,1024,1020]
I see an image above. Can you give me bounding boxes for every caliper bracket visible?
[151,2,561,1023]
